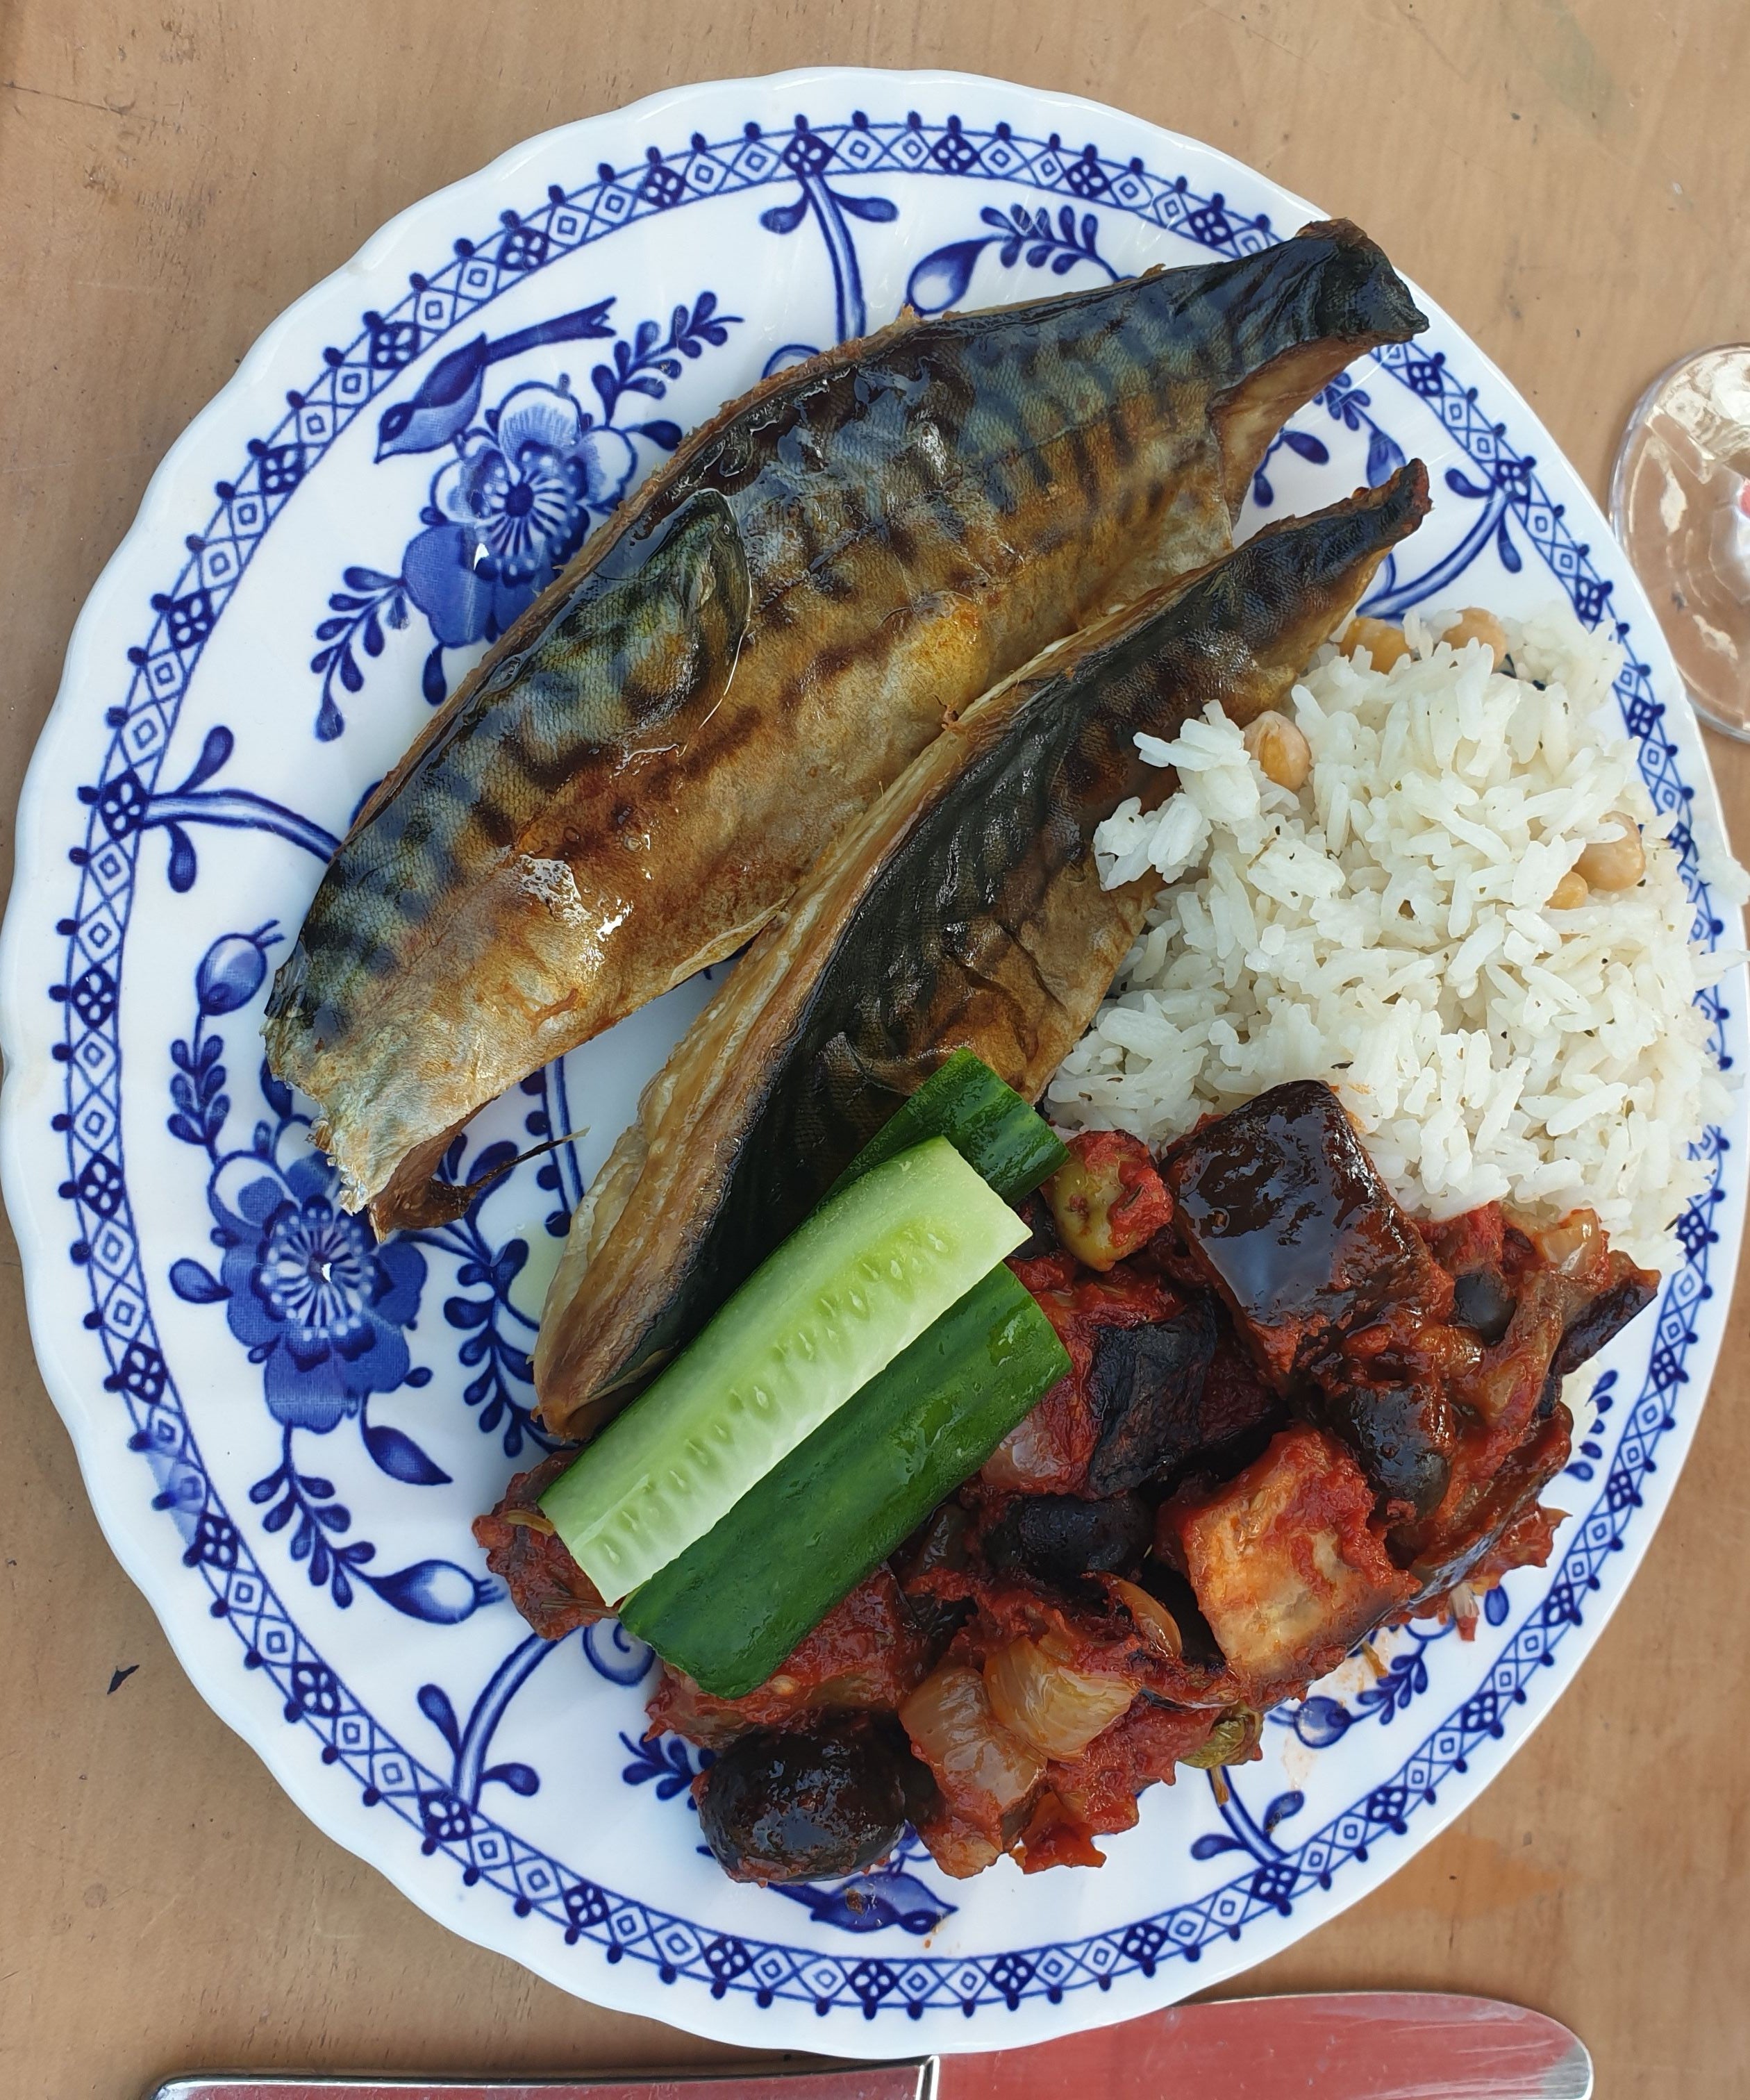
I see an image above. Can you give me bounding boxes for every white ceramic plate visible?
[3,67,1743,2058]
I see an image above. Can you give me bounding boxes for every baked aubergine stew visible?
[477,1061,1655,1884]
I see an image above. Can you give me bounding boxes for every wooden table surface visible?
[3,5,1747,2097]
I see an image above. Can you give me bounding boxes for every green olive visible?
[1181,1707,1262,1769]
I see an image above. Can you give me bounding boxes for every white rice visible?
[1049,605,1749,1272]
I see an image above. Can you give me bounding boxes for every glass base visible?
[1610,344,1750,741]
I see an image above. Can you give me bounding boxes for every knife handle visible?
[147,2071,935,2100]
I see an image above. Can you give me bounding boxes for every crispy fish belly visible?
[264,223,1426,1231]
[535,463,1431,1442]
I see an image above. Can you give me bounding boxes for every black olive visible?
[983,1491,1151,1590]
[1451,1267,1517,1344]
[695,1714,926,1884]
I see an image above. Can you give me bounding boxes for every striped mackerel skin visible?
[263,222,1426,1228]
[535,466,1433,1441]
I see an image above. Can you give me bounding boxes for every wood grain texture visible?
[1,6,1745,2098]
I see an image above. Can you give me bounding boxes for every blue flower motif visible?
[212,1153,426,1431]
[401,382,636,648]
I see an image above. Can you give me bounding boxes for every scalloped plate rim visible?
[1,64,1743,2059]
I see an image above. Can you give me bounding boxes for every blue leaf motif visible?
[905,240,986,315]
[1496,515,1523,572]
[365,1559,492,1622]
[483,1760,540,1797]
[1485,1584,1512,1626]
[1445,467,1494,500]
[362,1419,452,1487]
[1283,429,1329,464]
[417,1681,461,1753]
[1365,424,1405,485]
[165,822,198,892]
[619,1730,706,1797]
[467,1140,519,1185]
[176,726,235,792]
[258,1057,293,1121]
[772,1871,951,1936]
[1262,1789,1305,1835]
[758,197,810,235]
[834,191,898,224]
[169,1258,228,1303]
[1191,1831,1243,1860]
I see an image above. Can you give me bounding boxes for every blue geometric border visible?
[44,107,1735,2024]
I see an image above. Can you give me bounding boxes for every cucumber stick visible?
[831,1049,1067,1203]
[542,1138,1028,1601]
[622,1265,1069,1697]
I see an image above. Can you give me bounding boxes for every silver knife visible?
[145,1989,1593,2099]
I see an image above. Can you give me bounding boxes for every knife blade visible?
[939,1991,1593,2098]
[146,1990,1592,2100]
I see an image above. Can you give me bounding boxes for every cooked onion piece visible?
[900,1663,1044,1815]
[983,1634,1136,1760]
[1106,1576,1184,1659]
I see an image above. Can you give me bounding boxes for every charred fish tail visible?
[1176,456,1435,687]
[1189,219,1427,512]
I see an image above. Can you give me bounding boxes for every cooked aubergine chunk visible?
[1538,1258,1659,1412]
[983,1492,1152,1591]
[695,1714,929,1884]
[1398,1407,1574,1607]
[1309,1375,1452,1523]
[1085,1299,1221,1494]
[1163,1423,1415,1701]
[1162,1080,1444,1388]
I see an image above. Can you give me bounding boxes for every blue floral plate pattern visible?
[2,69,1743,2058]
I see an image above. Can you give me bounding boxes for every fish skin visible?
[264,223,1427,1231]
[534,464,1433,1442]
